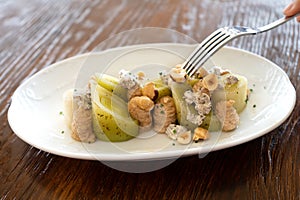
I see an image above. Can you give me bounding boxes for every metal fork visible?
[183,13,300,76]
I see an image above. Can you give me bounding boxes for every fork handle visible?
[258,13,300,33]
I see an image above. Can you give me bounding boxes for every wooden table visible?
[1,0,299,199]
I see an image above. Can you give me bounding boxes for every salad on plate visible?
[63,64,249,145]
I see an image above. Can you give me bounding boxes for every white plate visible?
[8,43,296,161]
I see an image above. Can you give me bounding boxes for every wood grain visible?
[1,0,299,199]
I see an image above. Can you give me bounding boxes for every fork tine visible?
[186,32,232,76]
[184,31,228,75]
[184,28,232,76]
[182,29,224,70]
[183,30,223,71]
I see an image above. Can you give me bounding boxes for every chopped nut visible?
[193,127,209,141]
[225,75,239,85]
[128,96,154,131]
[165,124,187,140]
[192,79,210,95]
[195,67,209,79]
[137,71,145,80]
[211,66,230,76]
[202,73,218,91]
[177,131,192,144]
[169,64,186,83]
[142,82,157,100]
[220,70,230,76]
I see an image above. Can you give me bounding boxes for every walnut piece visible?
[128,96,154,131]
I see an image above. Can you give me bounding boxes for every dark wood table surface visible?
[1,0,299,199]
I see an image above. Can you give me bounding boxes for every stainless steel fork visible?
[183,13,300,76]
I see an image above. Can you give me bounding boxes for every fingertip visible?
[283,3,294,15]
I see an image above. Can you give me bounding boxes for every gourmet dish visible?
[63,64,249,145]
